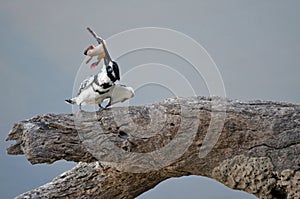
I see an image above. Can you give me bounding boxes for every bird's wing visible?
[109,84,133,106]
[77,75,95,95]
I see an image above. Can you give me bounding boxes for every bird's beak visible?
[101,40,112,66]
[86,28,112,65]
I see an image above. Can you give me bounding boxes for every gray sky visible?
[1,0,299,198]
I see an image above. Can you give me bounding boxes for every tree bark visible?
[6,97,300,199]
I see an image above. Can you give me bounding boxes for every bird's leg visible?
[86,56,93,64]
[104,97,112,109]
[98,103,103,110]
[79,103,83,112]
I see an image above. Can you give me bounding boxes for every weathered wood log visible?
[6,97,300,199]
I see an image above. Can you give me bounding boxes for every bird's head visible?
[106,61,120,82]
[112,61,120,81]
[84,45,95,56]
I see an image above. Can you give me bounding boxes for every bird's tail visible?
[65,99,75,104]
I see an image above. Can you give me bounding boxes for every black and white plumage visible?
[65,78,134,110]
[105,60,120,83]
[65,64,122,110]
[65,28,133,110]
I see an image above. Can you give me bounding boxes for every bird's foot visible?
[98,104,111,111]
[78,104,86,112]
[98,104,104,111]
[103,106,111,110]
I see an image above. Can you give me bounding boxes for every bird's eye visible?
[107,66,112,73]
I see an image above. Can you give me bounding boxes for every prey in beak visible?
[86,27,120,81]
[83,43,106,69]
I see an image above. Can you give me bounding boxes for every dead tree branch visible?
[6,97,300,199]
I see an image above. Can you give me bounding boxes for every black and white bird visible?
[65,66,115,110]
[65,75,134,110]
[65,28,134,110]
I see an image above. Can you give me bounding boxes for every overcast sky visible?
[1,1,299,198]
